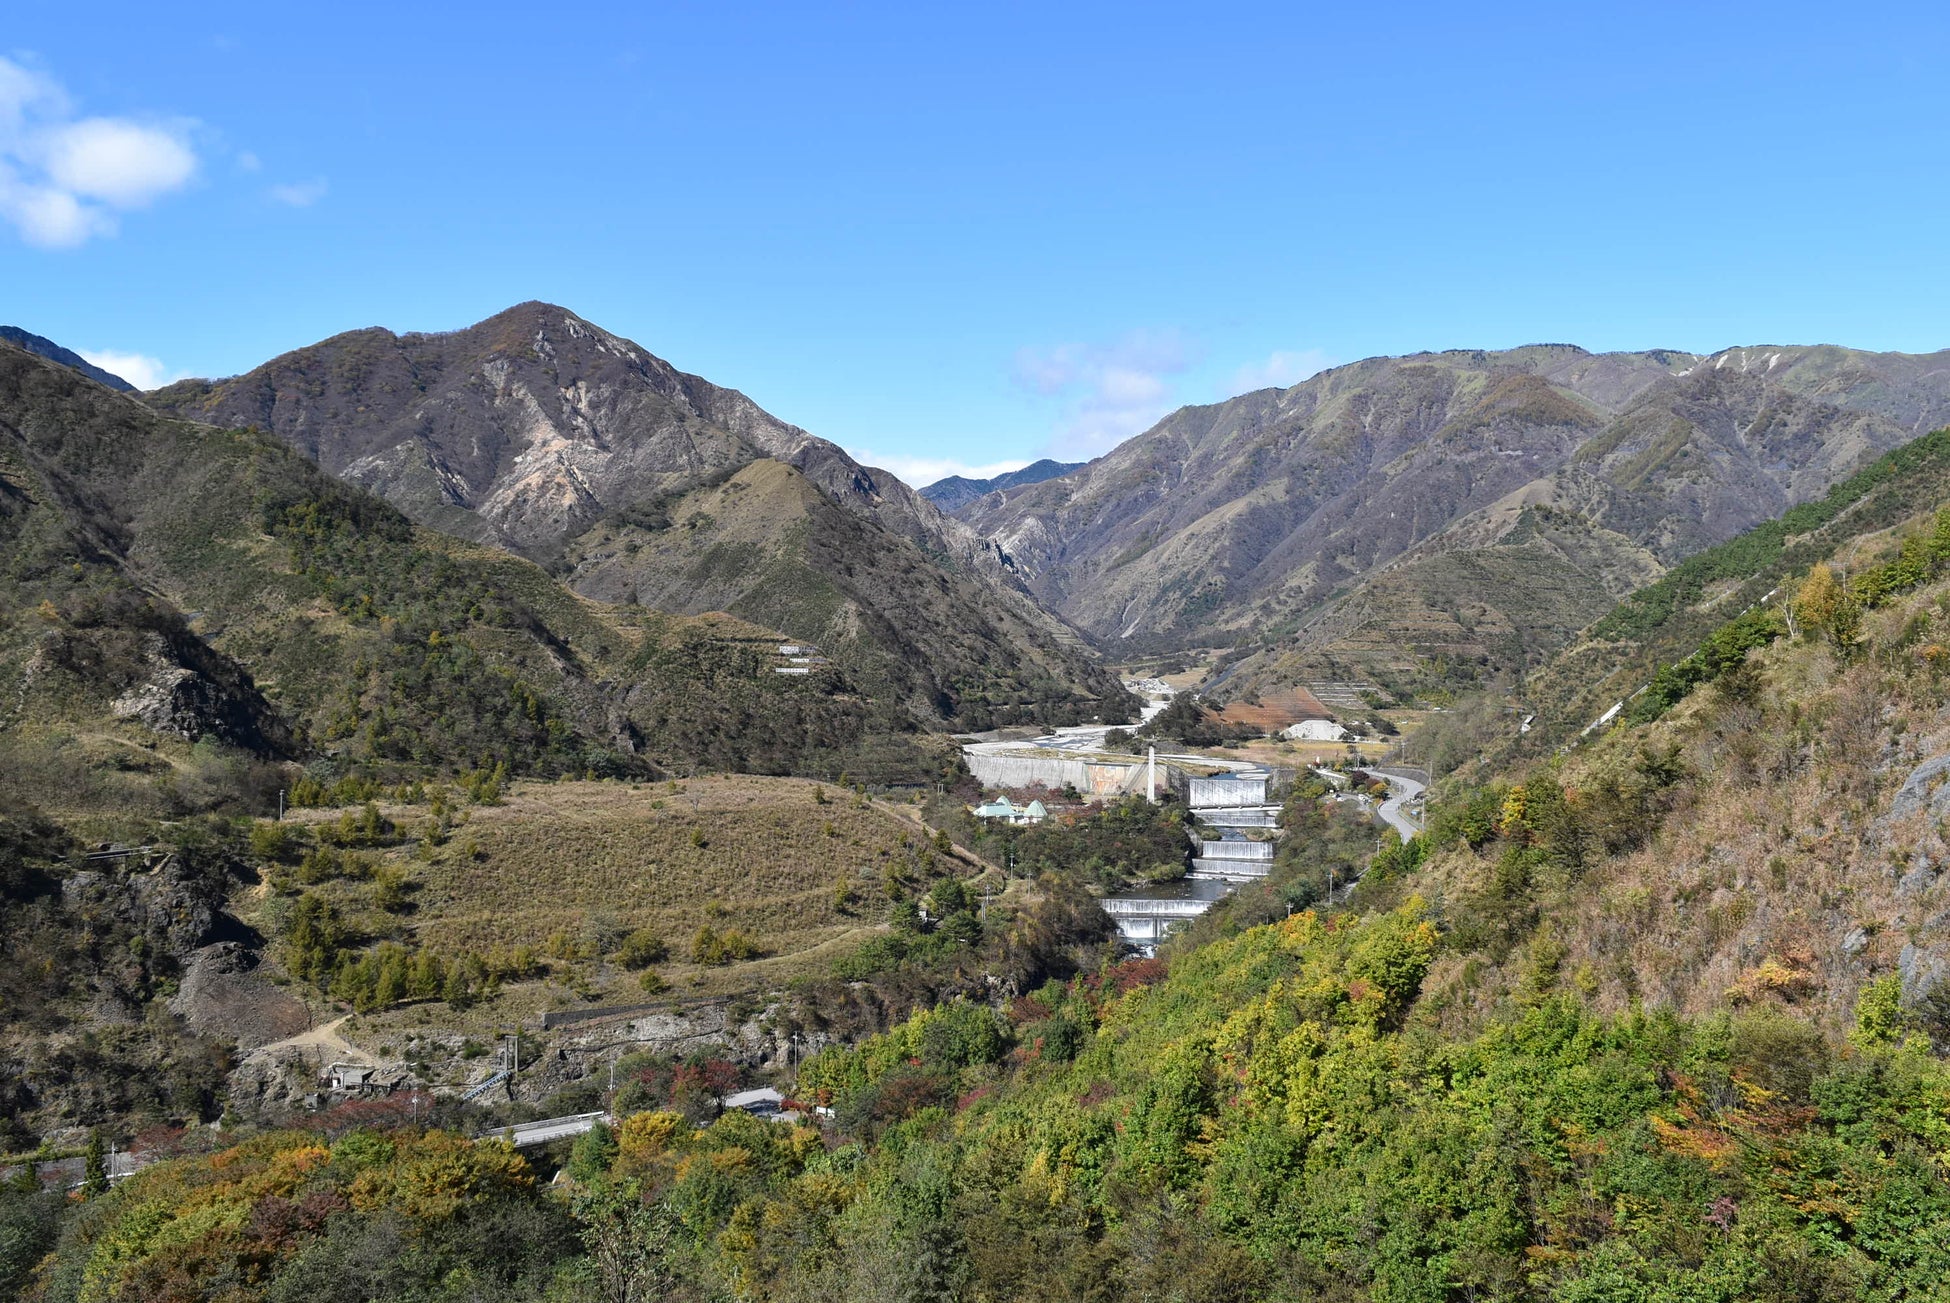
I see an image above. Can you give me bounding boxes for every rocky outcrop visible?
[171,942,310,1050]
[59,624,298,756]
[59,852,235,964]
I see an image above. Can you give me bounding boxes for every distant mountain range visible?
[919,459,1085,512]
[953,343,1950,697]
[19,301,1950,732]
[145,304,1128,729]
[0,326,135,392]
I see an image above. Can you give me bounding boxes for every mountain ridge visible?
[960,340,1950,695]
[0,338,964,791]
[0,326,136,392]
[919,457,1086,512]
[146,303,1131,727]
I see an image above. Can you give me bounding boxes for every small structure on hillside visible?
[971,796,1049,825]
[724,1087,785,1115]
[1283,719,1349,742]
[770,643,828,675]
[322,1063,378,1093]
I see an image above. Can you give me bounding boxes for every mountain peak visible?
[921,459,1088,513]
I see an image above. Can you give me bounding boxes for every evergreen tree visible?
[82,1128,107,1196]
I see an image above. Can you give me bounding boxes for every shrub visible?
[691,926,760,966]
[617,929,669,969]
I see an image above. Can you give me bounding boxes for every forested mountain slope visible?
[0,340,952,798]
[0,327,134,392]
[148,303,1128,726]
[965,344,1950,695]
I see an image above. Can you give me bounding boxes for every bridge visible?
[491,1111,611,1148]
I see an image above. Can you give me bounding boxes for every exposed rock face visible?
[146,304,1129,723]
[151,303,992,568]
[1887,753,1950,825]
[59,852,231,963]
[171,942,309,1050]
[960,342,1950,686]
[104,630,292,751]
[38,622,297,756]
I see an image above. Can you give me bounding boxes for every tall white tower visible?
[1147,747,1158,803]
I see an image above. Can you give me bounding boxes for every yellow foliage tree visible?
[1793,563,1859,649]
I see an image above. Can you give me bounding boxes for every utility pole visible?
[277,789,285,822]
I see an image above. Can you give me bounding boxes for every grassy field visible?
[258,775,947,1029]
[406,776,926,956]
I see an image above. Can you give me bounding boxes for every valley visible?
[8,317,1950,1302]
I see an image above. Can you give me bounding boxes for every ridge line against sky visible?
[4,1,1949,487]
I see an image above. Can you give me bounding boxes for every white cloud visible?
[43,118,196,205]
[0,178,111,247]
[1012,329,1198,458]
[0,57,66,130]
[269,177,327,207]
[0,55,198,248]
[236,150,261,172]
[1229,347,1337,394]
[846,449,1032,490]
[77,349,185,392]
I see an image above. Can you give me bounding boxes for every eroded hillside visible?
[962,343,1950,699]
[148,303,1130,727]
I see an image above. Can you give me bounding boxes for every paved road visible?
[1375,772,1426,840]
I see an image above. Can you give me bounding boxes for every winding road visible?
[1374,772,1426,840]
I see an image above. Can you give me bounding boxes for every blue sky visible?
[4,2,1948,487]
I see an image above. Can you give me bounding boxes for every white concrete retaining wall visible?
[967,753,1141,797]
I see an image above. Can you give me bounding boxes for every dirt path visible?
[870,798,1006,877]
[246,1013,366,1065]
[743,924,890,972]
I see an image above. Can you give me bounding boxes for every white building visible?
[972,797,1048,825]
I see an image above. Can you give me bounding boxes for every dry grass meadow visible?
[406,776,928,959]
[255,775,954,1030]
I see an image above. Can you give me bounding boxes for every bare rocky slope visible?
[959,343,1950,694]
[149,304,1128,726]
